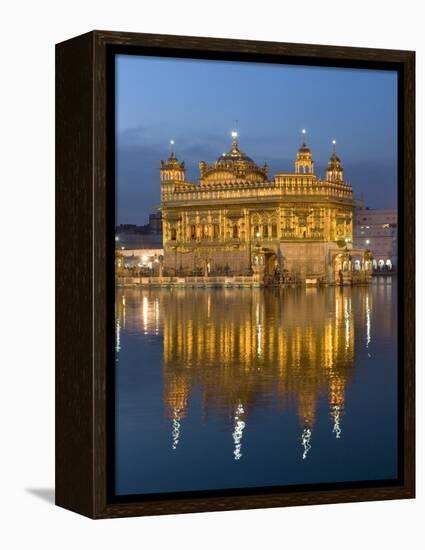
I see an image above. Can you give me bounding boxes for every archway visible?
[264,251,277,280]
[333,254,343,283]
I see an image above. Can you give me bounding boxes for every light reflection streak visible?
[115,319,121,353]
[332,405,342,438]
[172,407,181,450]
[143,296,148,334]
[301,428,312,459]
[155,297,160,334]
[232,403,246,460]
[344,296,351,350]
[365,293,371,348]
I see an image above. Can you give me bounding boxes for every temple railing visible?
[162,181,353,204]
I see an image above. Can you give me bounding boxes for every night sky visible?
[116,54,398,225]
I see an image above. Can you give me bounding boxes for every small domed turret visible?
[326,141,344,183]
[295,130,314,174]
[160,145,186,182]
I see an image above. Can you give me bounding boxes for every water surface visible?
[115,279,398,495]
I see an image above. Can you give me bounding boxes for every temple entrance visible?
[264,251,277,282]
[333,254,343,285]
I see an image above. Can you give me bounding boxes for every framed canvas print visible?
[55,30,415,518]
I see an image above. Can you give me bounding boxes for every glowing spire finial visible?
[332,139,337,153]
[231,130,238,150]
[169,139,175,158]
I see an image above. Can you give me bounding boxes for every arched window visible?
[272,224,277,238]
[263,225,268,238]
[170,227,177,241]
[233,224,239,239]
[254,225,260,238]
[213,224,220,239]
[190,225,196,240]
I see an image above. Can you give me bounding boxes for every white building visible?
[353,208,397,271]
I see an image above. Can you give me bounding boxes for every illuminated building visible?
[160,132,372,284]
[353,208,397,271]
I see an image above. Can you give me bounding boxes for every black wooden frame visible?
[56,30,415,519]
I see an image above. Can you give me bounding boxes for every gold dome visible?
[216,138,255,164]
[326,145,344,183]
[327,150,342,169]
[199,135,268,184]
[297,142,313,159]
[160,151,185,170]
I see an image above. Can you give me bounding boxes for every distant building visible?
[116,211,162,248]
[353,208,397,271]
[115,231,162,250]
[148,212,162,235]
[115,212,163,270]
[116,211,161,236]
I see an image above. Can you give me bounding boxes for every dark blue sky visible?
[116,54,397,225]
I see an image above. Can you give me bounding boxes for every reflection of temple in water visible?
[115,285,377,460]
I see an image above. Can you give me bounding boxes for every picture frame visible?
[55,30,415,519]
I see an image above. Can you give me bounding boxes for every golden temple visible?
[160,132,372,284]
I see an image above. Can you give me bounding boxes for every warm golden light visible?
[157,133,372,286]
[114,284,372,461]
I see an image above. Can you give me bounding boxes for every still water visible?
[115,279,398,496]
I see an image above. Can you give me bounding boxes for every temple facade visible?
[160,133,372,284]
